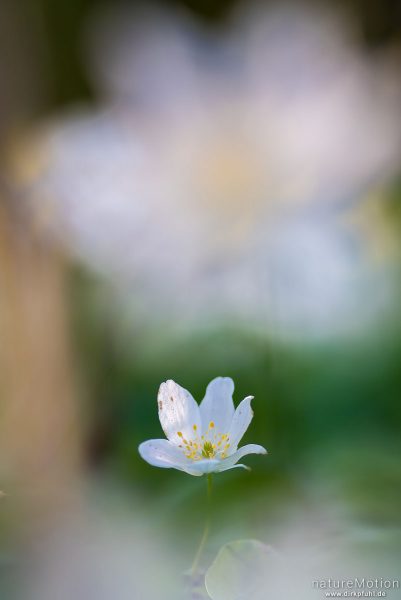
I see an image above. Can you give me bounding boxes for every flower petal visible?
[215,444,267,472]
[138,439,203,476]
[199,377,235,435]
[184,459,221,475]
[227,396,255,450]
[157,380,201,444]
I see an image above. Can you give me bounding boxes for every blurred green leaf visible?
[205,539,273,600]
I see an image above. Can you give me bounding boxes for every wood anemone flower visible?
[139,377,267,476]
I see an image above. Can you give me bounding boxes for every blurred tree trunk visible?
[0,197,83,524]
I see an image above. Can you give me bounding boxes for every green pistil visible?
[201,441,215,459]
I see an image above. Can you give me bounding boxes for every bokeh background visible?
[0,0,401,598]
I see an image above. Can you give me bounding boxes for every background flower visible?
[12,2,401,339]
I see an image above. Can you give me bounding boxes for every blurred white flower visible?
[13,3,401,338]
[139,377,267,476]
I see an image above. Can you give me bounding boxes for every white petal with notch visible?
[227,395,255,450]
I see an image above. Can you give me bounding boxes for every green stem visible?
[190,473,213,575]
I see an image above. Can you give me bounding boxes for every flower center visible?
[177,421,231,461]
[201,441,215,459]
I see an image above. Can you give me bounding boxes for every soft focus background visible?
[0,0,401,598]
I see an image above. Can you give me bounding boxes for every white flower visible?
[139,377,267,476]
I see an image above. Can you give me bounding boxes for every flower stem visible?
[190,473,213,575]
